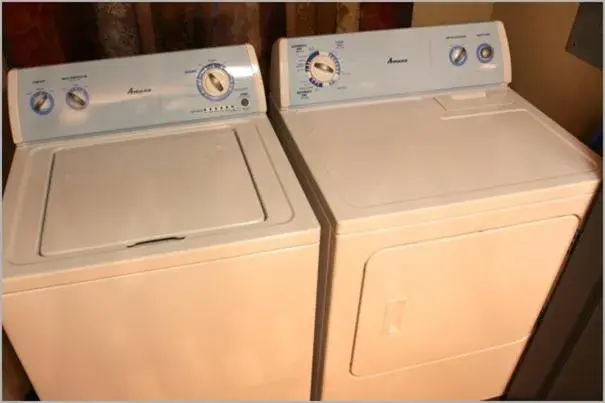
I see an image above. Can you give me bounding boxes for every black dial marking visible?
[68,92,86,107]
[33,94,48,110]
[208,73,224,92]
[314,62,334,74]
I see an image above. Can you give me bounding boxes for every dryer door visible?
[351,215,579,380]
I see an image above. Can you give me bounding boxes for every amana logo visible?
[387,57,408,64]
[127,87,152,95]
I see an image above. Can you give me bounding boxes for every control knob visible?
[66,87,89,110]
[449,46,468,66]
[196,64,234,101]
[30,91,54,115]
[305,51,341,87]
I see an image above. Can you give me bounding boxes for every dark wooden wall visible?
[2,3,414,74]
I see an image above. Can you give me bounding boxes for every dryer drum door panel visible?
[351,215,579,377]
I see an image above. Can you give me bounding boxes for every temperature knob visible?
[305,51,341,87]
[477,43,494,63]
[449,46,468,66]
[196,63,234,101]
[30,91,54,115]
[66,87,89,110]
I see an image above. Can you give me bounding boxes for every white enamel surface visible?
[277,88,600,232]
[41,128,265,256]
[4,116,319,284]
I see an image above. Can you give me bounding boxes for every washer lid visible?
[41,128,265,256]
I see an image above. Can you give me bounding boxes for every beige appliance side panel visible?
[3,245,319,401]
[352,215,579,378]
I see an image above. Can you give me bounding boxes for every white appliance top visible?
[42,128,265,256]
[4,45,318,292]
[270,22,601,233]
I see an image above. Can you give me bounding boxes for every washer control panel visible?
[273,21,510,108]
[9,44,264,143]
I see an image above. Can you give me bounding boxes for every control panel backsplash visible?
[9,45,264,143]
[276,21,510,108]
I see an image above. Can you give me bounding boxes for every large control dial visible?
[196,63,235,101]
[65,86,89,110]
[30,91,54,115]
[305,51,341,87]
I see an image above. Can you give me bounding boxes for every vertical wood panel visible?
[286,3,316,37]
[2,3,66,67]
[315,3,338,35]
[95,3,141,58]
[151,3,211,52]
[336,3,360,33]
[360,3,397,31]
[360,3,414,31]
[412,3,494,27]
[135,3,157,54]
[213,3,262,48]
[259,3,286,91]
[55,3,103,62]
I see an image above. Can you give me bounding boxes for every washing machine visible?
[268,21,601,400]
[3,44,320,400]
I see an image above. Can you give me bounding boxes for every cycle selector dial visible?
[306,51,341,87]
[196,63,235,101]
[449,46,468,66]
[66,87,89,110]
[30,91,54,115]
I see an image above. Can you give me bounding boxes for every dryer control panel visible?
[8,44,266,144]
[272,21,511,108]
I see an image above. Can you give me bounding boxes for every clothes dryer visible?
[269,22,601,400]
